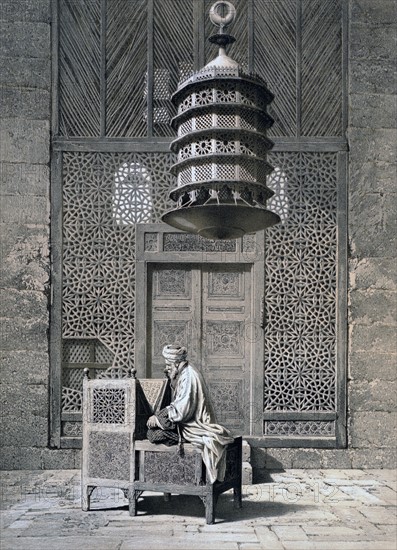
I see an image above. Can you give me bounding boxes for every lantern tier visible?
[172,104,274,136]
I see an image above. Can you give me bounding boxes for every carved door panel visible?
[202,265,251,435]
[148,264,201,378]
[147,263,252,435]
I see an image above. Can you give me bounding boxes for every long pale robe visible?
[166,363,234,484]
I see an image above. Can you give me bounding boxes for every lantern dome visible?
[161,1,280,240]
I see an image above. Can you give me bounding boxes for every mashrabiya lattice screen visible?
[264,151,337,436]
[61,151,338,433]
[61,152,175,412]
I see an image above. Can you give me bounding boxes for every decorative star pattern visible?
[264,152,337,417]
[61,151,339,425]
[62,152,175,411]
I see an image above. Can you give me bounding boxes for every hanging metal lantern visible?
[162,1,280,240]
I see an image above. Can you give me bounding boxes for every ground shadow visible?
[120,492,309,523]
[253,468,285,484]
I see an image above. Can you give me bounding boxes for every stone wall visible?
[0,0,79,469]
[0,0,395,471]
[347,0,397,468]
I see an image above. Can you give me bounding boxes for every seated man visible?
[147,344,234,483]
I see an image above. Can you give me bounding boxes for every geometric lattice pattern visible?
[113,162,153,224]
[62,339,92,364]
[62,152,175,369]
[62,387,83,413]
[62,339,114,364]
[62,151,339,424]
[61,339,115,411]
[264,152,337,412]
[265,421,335,436]
[62,368,85,392]
[92,388,125,424]
[266,166,289,224]
[61,152,175,411]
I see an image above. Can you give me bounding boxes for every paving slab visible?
[120,542,240,550]
[1,536,122,550]
[0,468,396,550]
[302,525,365,538]
[332,506,385,535]
[358,505,397,524]
[338,484,387,504]
[271,525,308,540]
[369,485,397,505]
[282,542,393,550]
[254,526,284,549]
[377,523,397,537]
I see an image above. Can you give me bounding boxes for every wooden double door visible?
[146,263,256,435]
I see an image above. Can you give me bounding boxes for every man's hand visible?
[147,415,160,428]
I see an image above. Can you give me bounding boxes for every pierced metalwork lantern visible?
[162,1,280,240]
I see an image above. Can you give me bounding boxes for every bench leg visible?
[204,487,216,525]
[129,490,138,516]
[233,485,242,509]
[205,499,214,525]
[82,485,95,511]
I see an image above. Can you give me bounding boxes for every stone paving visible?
[1,469,396,550]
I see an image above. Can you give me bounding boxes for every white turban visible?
[162,345,187,362]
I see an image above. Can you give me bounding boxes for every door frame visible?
[135,224,265,436]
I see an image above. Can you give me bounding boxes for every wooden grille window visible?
[51,0,347,449]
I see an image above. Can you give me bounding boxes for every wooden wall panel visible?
[59,0,101,136]
[106,0,148,136]
[301,0,343,136]
[153,0,195,136]
[253,0,297,137]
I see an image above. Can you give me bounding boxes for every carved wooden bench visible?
[81,370,242,523]
[131,437,242,524]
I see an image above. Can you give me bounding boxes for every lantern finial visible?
[208,1,236,55]
[209,1,236,31]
